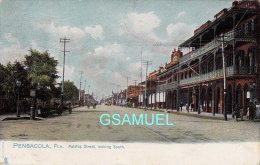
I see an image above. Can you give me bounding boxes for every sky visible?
[0,0,233,100]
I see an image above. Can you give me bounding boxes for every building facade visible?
[138,0,259,116]
[126,85,142,107]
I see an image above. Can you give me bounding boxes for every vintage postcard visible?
[0,0,259,164]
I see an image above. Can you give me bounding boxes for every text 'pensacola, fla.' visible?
[99,113,174,126]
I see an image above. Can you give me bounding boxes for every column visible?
[232,14,236,74]
[213,51,217,77]
[212,84,215,116]
[198,58,201,114]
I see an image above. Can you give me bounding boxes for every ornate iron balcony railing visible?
[157,81,178,92]
[180,66,234,85]
[180,29,256,64]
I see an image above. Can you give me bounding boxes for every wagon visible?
[36,100,72,117]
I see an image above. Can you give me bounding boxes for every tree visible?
[63,80,79,105]
[0,63,6,95]
[0,61,30,113]
[24,49,59,102]
[0,63,8,113]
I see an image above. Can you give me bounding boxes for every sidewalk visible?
[168,109,233,120]
[0,114,30,121]
[137,107,233,120]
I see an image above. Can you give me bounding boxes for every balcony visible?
[180,39,221,64]
[157,81,178,92]
[180,29,256,64]
[180,66,234,85]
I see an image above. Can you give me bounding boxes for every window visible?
[249,47,256,73]
[248,21,252,32]
[208,59,214,72]
[216,56,222,70]
[245,22,248,34]
[252,20,255,31]
[226,54,233,67]
[236,50,245,67]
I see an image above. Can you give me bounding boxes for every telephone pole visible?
[116,84,120,105]
[143,60,152,109]
[221,33,228,121]
[87,85,90,105]
[84,80,86,106]
[126,77,129,105]
[60,37,70,111]
[79,71,83,107]
[140,47,143,83]
[133,80,138,86]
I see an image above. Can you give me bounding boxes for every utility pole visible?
[139,47,143,107]
[126,77,129,106]
[143,60,152,109]
[60,37,70,111]
[79,71,83,107]
[221,33,228,121]
[140,47,143,83]
[87,85,90,106]
[176,64,180,111]
[133,80,137,86]
[84,80,86,106]
[116,84,120,105]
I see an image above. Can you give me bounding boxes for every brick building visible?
[127,85,144,107]
[178,0,259,115]
[139,0,259,116]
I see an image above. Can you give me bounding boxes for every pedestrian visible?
[233,104,240,121]
[186,103,189,113]
[191,103,194,112]
[246,106,250,119]
[248,101,256,120]
[180,102,183,111]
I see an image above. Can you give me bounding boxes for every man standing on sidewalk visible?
[180,102,183,111]
[248,102,256,120]
[186,103,189,113]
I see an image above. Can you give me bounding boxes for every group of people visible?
[181,101,258,121]
[232,101,257,121]
[87,103,97,109]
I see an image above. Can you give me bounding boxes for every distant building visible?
[84,93,98,106]
[127,85,144,107]
[118,90,127,106]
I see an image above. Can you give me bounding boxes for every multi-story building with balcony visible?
[138,49,182,109]
[156,49,182,109]
[127,85,144,107]
[177,0,259,115]
[138,70,158,108]
[138,0,259,117]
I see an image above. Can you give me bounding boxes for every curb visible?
[137,107,228,120]
[167,111,227,120]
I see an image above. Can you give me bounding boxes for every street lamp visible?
[16,80,21,117]
[30,88,36,120]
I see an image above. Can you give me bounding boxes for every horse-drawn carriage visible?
[36,99,72,117]
[86,99,98,109]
